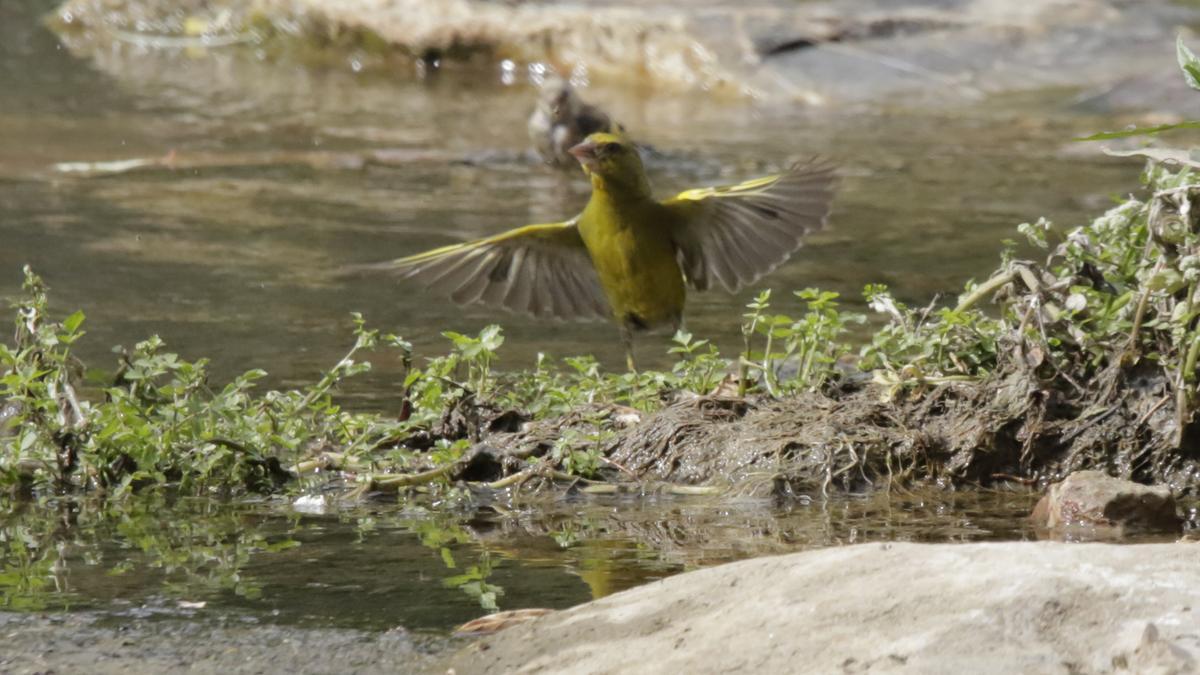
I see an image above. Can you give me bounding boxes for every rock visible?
[1032,470,1182,535]
[49,0,1198,102]
[445,542,1200,675]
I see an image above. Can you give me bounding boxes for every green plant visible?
[667,330,725,394]
[1,267,416,496]
[442,324,504,396]
[739,288,864,395]
[859,282,999,394]
[550,411,615,478]
[739,290,772,396]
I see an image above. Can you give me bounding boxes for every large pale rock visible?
[1032,470,1182,534]
[446,542,1200,674]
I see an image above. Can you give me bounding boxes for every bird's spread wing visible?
[384,221,611,321]
[662,158,836,293]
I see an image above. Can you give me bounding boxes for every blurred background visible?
[1,0,1195,402]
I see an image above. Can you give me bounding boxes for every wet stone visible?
[1031,470,1182,535]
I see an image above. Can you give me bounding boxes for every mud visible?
[469,365,1183,497]
[598,363,1187,493]
[415,366,1174,498]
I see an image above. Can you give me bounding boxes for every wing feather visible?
[663,157,836,293]
[379,221,611,321]
[532,252,555,318]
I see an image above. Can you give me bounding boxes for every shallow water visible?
[0,490,1046,632]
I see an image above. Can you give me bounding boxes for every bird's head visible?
[568,132,649,197]
[538,76,578,123]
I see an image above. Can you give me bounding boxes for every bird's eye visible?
[600,142,621,154]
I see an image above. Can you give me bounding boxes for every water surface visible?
[1,490,1045,632]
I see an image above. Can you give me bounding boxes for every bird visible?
[387,132,836,370]
[527,76,620,167]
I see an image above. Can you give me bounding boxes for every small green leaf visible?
[1178,35,1200,91]
[62,310,85,334]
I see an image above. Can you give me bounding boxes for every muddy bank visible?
[481,385,1042,496]
[445,541,1200,674]
[49,0,1197,103]
[474,377,1179,497]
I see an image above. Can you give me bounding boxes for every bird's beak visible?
[568,139,599,172]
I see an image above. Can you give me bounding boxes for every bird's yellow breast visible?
[577,195,686,330]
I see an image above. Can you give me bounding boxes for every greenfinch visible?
[527,76,619,167]
[390,132,835,369]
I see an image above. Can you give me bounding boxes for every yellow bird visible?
[389,132,835,370]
